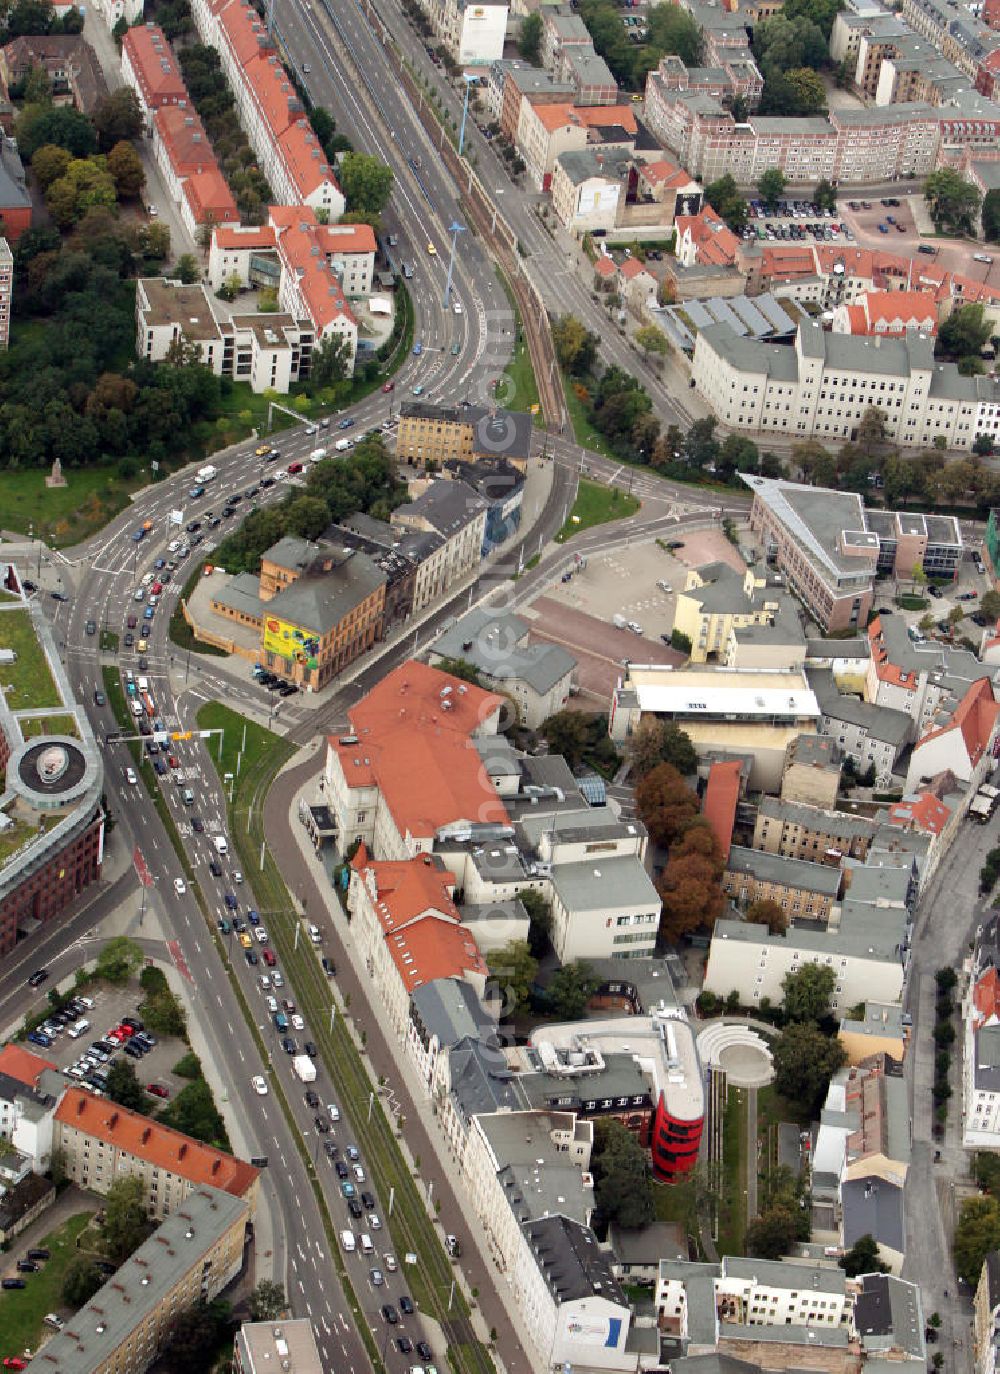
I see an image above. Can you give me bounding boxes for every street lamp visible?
[457,72,477,156]
[442,220,466,310]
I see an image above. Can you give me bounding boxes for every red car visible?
[287,462,304,474]
[168,755,179,769]
[381,381,395,393]
[4,1357,29,1370]
[116,1023,135,1038]
[151,581,163,595]
[262,948,277,967]
[146,1083,169,1099]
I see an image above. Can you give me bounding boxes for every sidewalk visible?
[277,755,540,1373]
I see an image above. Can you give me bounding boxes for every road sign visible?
[171,731,193,740]
[133,846,154,889]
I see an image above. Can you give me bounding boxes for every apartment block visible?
[810,667,912,788]
[389,480,488,611]
[395,401,532,473]
[753,796,876,864]
[208,217,376,301]
[234,1319,324,1373]
[839,1001,909,1066]
[0,236,12,349]
[672,562,784,664]
[120,23,188,131]
[905,676,1000,792]
[722,845,842,920]
[413,0,507,65]
[515,97,636,192]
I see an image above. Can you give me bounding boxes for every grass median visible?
[196,702,496,1374]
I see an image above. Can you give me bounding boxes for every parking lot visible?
[742,197,855,247]
[837,193,1000,287]
[26,981,188,1106]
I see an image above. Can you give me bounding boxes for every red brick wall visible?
[0,809,103,958]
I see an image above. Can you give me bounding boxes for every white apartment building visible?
[692,320,1000,451]
[389,482,488,612]
[415,0,508,65]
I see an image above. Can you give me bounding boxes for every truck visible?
[612,613,627,630]
[293,1054,317,1083]
[334,438,351,452]
[197,464,217,483]
[970,794,993,824]
[310,447,327,463]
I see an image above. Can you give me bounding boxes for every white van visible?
[137,676,149,693]
[341,1229,356,1252]
[68,1019,90,1039]
[335,438,351,452]
[77,996,95,1009]
[214,836,228,855]
[308,923,321,944]
[360,1233,374,1255]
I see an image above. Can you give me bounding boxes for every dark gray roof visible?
[266,548,385,636]
[431,608,576,694]
[757,796,877,843]
[855,1274,925,1360]
[808,668,912,746]
[841,1176,905,1255]
[443,457,525,503]
[608,1221,686,1265]
[984,1251,1000,1311]
[522,1214,626,1306]
[787,733,842,771]
[975,1024,1000,1092]
[725,845,842,897]
[449,1036,528,1124]
[0,136,29,214]
[806,637,870,659]
[399,401,533,463]
[262,535,318,573]
[392,479,487,538]
[410,977,495,1048]
[0,1070,54,1109]
[672,1357,764,1374]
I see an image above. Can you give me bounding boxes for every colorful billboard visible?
[263,614,320,669]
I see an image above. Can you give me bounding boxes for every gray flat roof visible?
[550,854,660,912]
[211,571,264,621]
[712,907,906,962]
[855,1274,925,1359]
[757,796,876,843]
[726,845,842,896]
[410,977,494,1048]
[431,607,576,694]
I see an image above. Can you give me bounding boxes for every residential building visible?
[813,1055,910,1206]
[151,105,238,237]
[545,819,662,961]
[0,1057,57,1170]
[442,457,525,557]
[676,207,741,270]
[722,845,842,920]
[428,607,575,728]
[781,733,843,809]
[868,612,997,734]
[92,0,144,31]
[0,236,12,349]
[324,661,506,862]
[810,667,912,788]
[608,663,821,792]
[406,976,500,1099]
[515,98,636,193]
[1,35,108,112]
[839,1002,909,1066]
[395,401,533,473]
[120,23,187,130]
[549,145,633,234]
[560,47,618,104]
[696,323,1000,454]
[831,289,939,337]
[208,216,376,300]
[413,0,507,64]
[752,797,876,864]
[704,863,911,1014]
[347,848,487,1039]
[743,474,964,634]
[974,1252,1000,1374]
[0,566,104,963]
[208,534,386,690]
[53,1086,260,1219]
[904,676,1000,792]
[500,64,576,142]
[0,135,30,241]
[672,563,787,665]
[540,6,593,75]
[234,1319,324,1373]
[964,913,1000,1150]
[37,1186,249,1374]
[389,480,488,613]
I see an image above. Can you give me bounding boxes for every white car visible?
[255,926,268,943]
[252,1075,268,1095]
[168,540,181,553]
[353,1163,366,1182]
[327,1101,341,1122]
[272,971,284,988]
[291,1013,305,1031]
[125,767,138,785]
[265,995,278,1013]
[453,300,463,314]
[173,877,186,896]
[369,1212,382,1230]
[384,1253,397,1272]
[134,588,145,602]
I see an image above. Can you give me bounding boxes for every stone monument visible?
[45,457,67,489]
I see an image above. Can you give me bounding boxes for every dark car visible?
[322,957,336,976]
[50,590,68,602]
[209,859,222,877]
[16,1260,38,1274]
[27,969,49,988]
[191,817,205,833]
[1,1279,26,1290]
[399,1295,414,1315]
[154,759,167,776]
[281,1036,296,1054]
[124,633,134,647]
[324,1141,340,1158]
[224,892,238,909]
[396,1337,413,1354]
[304,1089,320,1108]
[416,1341,433,1359]
[304,1040,317,1057]
[382,1305,399,1325]
[94,689,106,707]
[336,1160,350,1179]
[973,612,989,626]
[314,1115,330,1133]
[928,584,943,598]
[361,1190,376,1210]
[245,949,259,966]
[26,1248,50,1261]
[185,520,201,533]
[279,684,298,697]
[348,1198,363,1219]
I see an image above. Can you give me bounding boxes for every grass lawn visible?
[195,702,284,788]
[0,609,60,709]
[493,267,539,418]
[18,714,79,740]
[168,562,227,658]
[554,478,640,543]
[0,1210,95,1354]
[896,595,929,610]
[561,374,617,459]
[0,466,153,548]
[0,816,35,864]
[717,1087,747,1257]
[99,629,119,653]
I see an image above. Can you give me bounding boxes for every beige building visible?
[389,481,488,615]
[974,1251,1000,1374]
[54,1087,260,1222]
[722,845,842,920]
[781,733,843,809]
[753,796,876,864]
[839,1002,909,1067]
[672,562,784,665]
[395,401,532,473]
[36,1185,249,1374]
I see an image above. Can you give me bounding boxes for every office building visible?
[234,1318,324,1372]
[722,846,842,920]
[395,401,533,473]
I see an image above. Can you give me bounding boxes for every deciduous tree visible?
[93,88,143,151]
[757,168,787,211]
[552,314,599,376]
[339,151,394,220]
[839,1233,888,1276]
[781,962,836,1022]
[101,1175,151,1263]
[635,763,700,847]
[772,1022,845,1116]
[546,962,598,1019]
[106,1058,151,1114]
[704,173,747,232]
[519,10,542,63]
[924,168,981,236]
[107,140,145,199]
[248,1280,287,1321]
[939,302,992,363]
[954,1194,1000,1286]
[746,898,787,934]
[62,1256,104,1307]
[592,1119,655,1231]
[487,939,538,1017]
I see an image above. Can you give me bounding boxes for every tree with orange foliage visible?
[656,820,726,944]
[635,763,700,849]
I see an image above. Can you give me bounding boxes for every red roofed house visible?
[324,660,508,862]
[0,1043,54,1089]
[702,759,743,861]
[831,289,938,337]
[516,97,637,191]
[593,253,617,287]
[617,254,658,309]
[207,213,376,303]
[904,677,1000,791]
[675,206,740,268]
[120,24,188,131]
[348,847,487,1036]
[53,1087,260,1221]
[152,105,237,234]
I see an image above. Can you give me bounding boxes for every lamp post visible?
[457,72,477,156]
[442,220,466,310]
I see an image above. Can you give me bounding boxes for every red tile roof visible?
[974,965,1000,1026]
[385,916,487,991]
[0,1043,54,1087]
[213,223,276,251]
[638,157,690,189]
[331,661,508,841]
[353,851,460,932]
[319,223,377,256]
[676,207,739,267]
[272,208,356,332]
[593,255,617,278]
[218,0,270,69]
[154,106,215,175]
[122,24,187,108]
[55,1088,260,1197]
[920,677,1000,764]
[183,169,238,225]
[887,790,951,836]
[701,759,742,861]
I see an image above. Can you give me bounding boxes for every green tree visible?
[432,657,483,687]
[46,157,117,229]
[670,629,692,654]
[106,1058,151,1114]
[487,939,538,1017]
[955,1194,1000,1286]
[784,66,827,113]
[924,168,981,236]
[17,101,97,158]
[980,589,1000,621]
[746,898,787,934]
[939,302,992,363]
[644,2,703,66]
[683,416,721,470]
[757,168,787,212]
[552,314,599,376]
[546,961,598,1019]
[95,936,143,986]
[519,10,542,63]
[62,1255,104,1307]
[164,1301,230,1365]
[746,1208,800,1259]
[839,1233,888,1276]
[520,887,553,958]
[983,189,1000,243]
[591,1119,655,1231]
[635,324,669,360]
[772,1022,846,1116]
[92,87,143,151]
[629,718,698,778]
[814,177,837,212]
[781,962,836,1023]
[635,763,700,847]
[754,13,828,73]
[339,151,393,219]
[139,986,187,1038]
[704,173,747,233]
[144,220,171,259]
[284,493,330,540]
[158,1078,229,1149]
[248,1279,287,1321]
[101,1175,151,1263]
[309,332,351,388]
[107,140,145,199]
[175,253,200,284]
[31,142,72,189]
[21,63,52,105]
[783,0,842,37]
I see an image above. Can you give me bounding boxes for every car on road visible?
[125,767,138,786]
[336,1160,349,1179]
[210,859,223,876]
[50,590,68,602]
[262,949,277,968]
[382,380,394,392]
[304,1089,320,1108]
[281,1036,296,1054]
[287,462,304,474]
[154,759,167,776]
[251,1075,268,1095]
[173,878,186,896]
[416,1341,433,1360]
[370,1268,384,1287]
[399,1295,414,1314]
[255,926,268,943]
[291,1013,304,1030]
[412,384,424,396]
[382,1305,399,1325]
[85,619,96,635]
[322,957,336,976]
[94,689,106,707]
[412,341,423,356]
[426,242,436,255]
[395,1337,412,1354]
[339,418,355,429]
[245,949,259,967]
[225,892,238,909]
